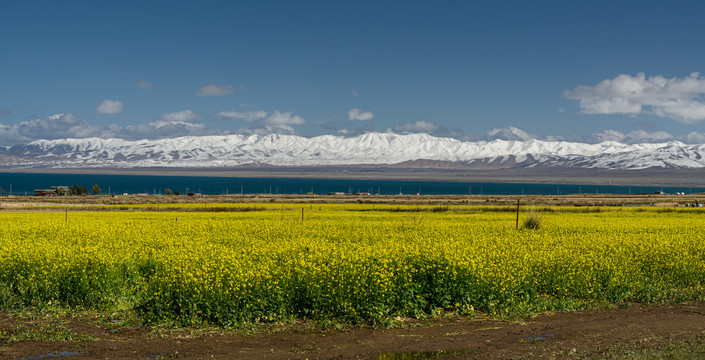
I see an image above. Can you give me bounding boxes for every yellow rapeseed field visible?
[0,205,703,326]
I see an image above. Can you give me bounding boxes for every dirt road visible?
[3,302,705,359]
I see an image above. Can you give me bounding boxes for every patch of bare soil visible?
[2,302,705,359]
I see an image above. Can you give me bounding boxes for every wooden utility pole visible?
[516,199,520,229]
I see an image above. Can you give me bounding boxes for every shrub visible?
[523,212,542,230]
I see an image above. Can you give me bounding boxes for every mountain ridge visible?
[0,132,702,170]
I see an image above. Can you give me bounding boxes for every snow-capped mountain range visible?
[0,132,704,170]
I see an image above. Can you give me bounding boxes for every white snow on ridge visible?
[2,132,703,169]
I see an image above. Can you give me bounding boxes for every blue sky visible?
[2,0,705,145]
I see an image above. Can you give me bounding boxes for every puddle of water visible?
[519,333,556,343]
[375,349,473,359]
[22,351,81,359]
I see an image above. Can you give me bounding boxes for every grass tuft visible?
[522,212,542,230]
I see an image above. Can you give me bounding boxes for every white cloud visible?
[197,84,234,96]
[623,130,674,143]
[96,100,124,115]
[262,125,296,134]
[216,108,306,135]
[684,132,705,144]
[590,129,627,143]
[0,113,112,145]
[390,121,471,140]
[216,110,267,122]
[393,120,438,133]
[0,114,214,144]
[135,80,153,89]
[0,110,304,145]
[652,100,705,122]
[217,109,305,125]
[119,120,213,140]
[581,129,675,144]
[315,120,338,131]
[565,72,705,123]
[337,122,376,137]
[263,111,305,125]
[348,108,374,121]
[232,124,298,136]
[160,110,202,122]
[18,114,104,138]
[4,112,704,149]
[543,135,566,142]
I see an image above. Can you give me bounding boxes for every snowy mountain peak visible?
[486,127,534,141]
[0,132,703,170]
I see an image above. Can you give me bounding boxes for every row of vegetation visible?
[66,184,102,196]
[0,205,703,327]
[1,183,193,196]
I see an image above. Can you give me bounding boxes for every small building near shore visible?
[34,189,57,196]
[34,185,70,196]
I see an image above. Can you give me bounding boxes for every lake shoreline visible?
[1,166,705,187]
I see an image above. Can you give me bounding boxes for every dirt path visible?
[2,302,705,359]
